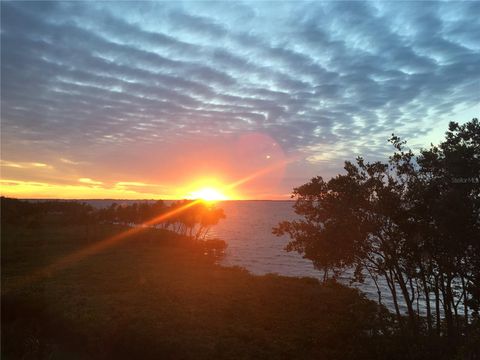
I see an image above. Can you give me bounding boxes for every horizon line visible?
[1,196,295,202]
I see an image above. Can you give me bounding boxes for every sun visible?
[189,187,228,202]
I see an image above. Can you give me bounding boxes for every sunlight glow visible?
[189,187,228,201]
[8,155,296,292]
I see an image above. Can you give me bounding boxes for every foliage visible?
[273,118,480,346]
[96,199,226,240]
[1,197,226,242]
[4,222,399,360]
[1,197,94,228]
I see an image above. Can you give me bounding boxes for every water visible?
[83,199,408,312]
[211,201,313,275]
[209,201,400,309]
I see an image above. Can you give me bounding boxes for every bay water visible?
[85,199,408,312]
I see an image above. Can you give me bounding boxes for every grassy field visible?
[2,223,420,359]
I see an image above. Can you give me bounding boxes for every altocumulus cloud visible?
[1,1,479,188]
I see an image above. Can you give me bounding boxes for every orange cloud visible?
[1,160,52,169]
[78,178,103,185]
[0,179,170,200]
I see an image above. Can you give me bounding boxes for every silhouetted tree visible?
[274,118,480,339]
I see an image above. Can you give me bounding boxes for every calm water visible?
[212,201,312,275]
[209,201,398,307]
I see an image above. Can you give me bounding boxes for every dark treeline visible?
[274,119,480,350]
[1,198,94,228]
[97,200,226,240]
[1,198,226,242]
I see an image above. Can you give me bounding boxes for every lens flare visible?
[189,187,227,201]
[8,154,299,292]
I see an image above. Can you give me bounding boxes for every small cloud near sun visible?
[78,178,103,185]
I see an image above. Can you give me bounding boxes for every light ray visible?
[7,155,298,292]
[7,199,202,292]
[223,156,296,191]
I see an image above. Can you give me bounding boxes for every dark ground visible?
[1,223,466,359]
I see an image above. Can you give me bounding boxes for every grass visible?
[2,222,394,359]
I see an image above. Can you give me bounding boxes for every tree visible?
[414,118,480,336]
[273,118,480,338]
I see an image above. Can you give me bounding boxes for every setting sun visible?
[188,187,228,201]
[2,1,478,358]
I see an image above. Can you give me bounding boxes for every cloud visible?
[1,1,479,197]
[0,179,170,200]
[60,158,83,165]
[115,182,147,187]
[1,160,52,169]
[78,178,103,186]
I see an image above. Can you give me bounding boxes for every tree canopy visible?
[273,118,480,340]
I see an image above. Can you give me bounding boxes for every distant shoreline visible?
[17,198,296,202]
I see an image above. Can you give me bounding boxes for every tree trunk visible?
[434,275,441,336]
[394,268,417,333]
[440,272,454,337]
[461,276,468,330]
[386,270,402,324]
[422,274,432,334]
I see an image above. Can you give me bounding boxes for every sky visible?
[1,1,479,200]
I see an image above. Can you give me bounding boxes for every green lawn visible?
[2,223,396,359]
